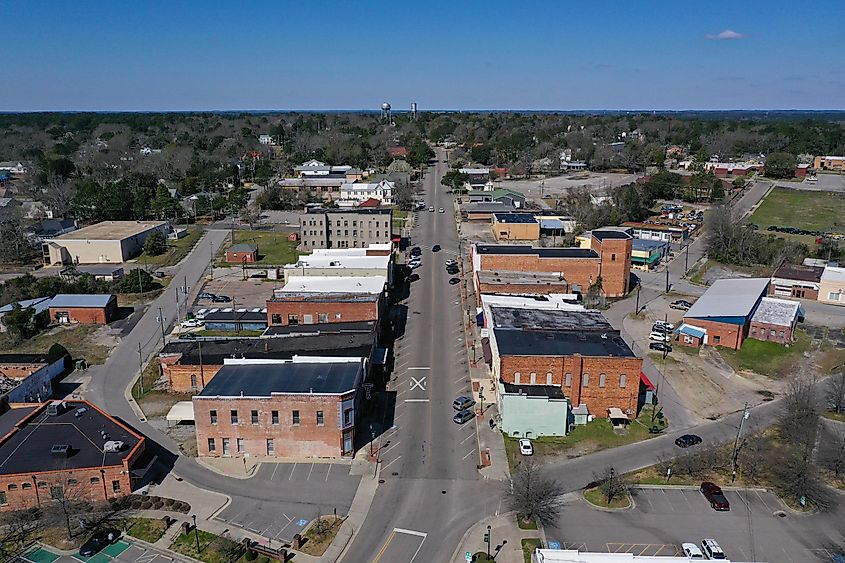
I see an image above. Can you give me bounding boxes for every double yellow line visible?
[371,530,397,562]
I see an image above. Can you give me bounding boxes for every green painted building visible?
[498,382,570,438]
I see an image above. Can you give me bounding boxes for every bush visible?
[141,501,153,510]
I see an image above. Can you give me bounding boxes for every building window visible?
[112,480,121,493]
[67,479,78,486]
[514,372,521,384]
[564,373,571,386]
[599,373,607,388]
[210,410,217,424]
[529,372,537,384]
[546,372,553,385]
[191,374,197,388]
[271,410,279,425]
[779,330,785,338]
[230,410,238,424]
[713,335,721,344]
[318,313,328,323]
[37,482,46,489]
[208,438,216,452]
[266,439,275,455]
[582,373,589,387]
[0,491,7,505]
[22,483,32,490]
[251,410,259,424]
[222,438,230,455]
[343,408,353,426]
[288,314,299,325]
[620,374,627,388]
[770,329,776,337]
[8,484,17,490]
[292,410,300,425]
[271,314,282,324]
[316,411,324,426]
[829,292,841,301]
[237,438,244,453]
[51,486,63,500]
[89,477,100,485]
[751,327,756,335]
[611,253,616,262]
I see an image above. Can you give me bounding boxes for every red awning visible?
[391,236,401,242]
[639,371,655,390]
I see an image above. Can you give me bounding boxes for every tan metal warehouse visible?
[42,220,170,265]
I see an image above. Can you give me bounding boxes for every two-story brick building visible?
[266,276,385,327]
[193,359,366,458]
[471,228,632,298]
[488,307,643,422]
[0,400,146,511]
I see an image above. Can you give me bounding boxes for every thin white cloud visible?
[705,29,747,40]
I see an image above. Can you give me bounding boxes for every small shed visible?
[226,243,258,264]
[676,323,706,347]
[166,401,195,426]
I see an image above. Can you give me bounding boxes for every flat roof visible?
[592,228,633,240]
[287,254,391,270]
[49,294,114,309]
[263,320,376,337]
[0,401,142,475]
[491,306,612,332]
[534,549,706,562]
[202,309,268,322]
[55,220,167,241]
[197,361,362,397]
[477,271,567,285]
[494,213,537,224]
[751,297,801,326]
[463,203,518,213]
[821,266,845,283]
[494,328,635,358]
[621,222,687,233]
[501,382,565,399]
[631,239,668,251]
[0,353,51,365]
[275,276,385,295]
[772,262,824,283]
[162,332,374,365]
[480,294,584,311]
[475,244,598,259]
[684,278,769,319]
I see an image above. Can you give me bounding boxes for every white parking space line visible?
[460,433,476,445]
[755,490,773,511]
[462,450,475,460]
[270,464,279,481]
[307,463,314,480]
[288,463,297,480]
[454,376,467,384]
[407,367,431,370]
[382,441,401,454]
[405,398,430,403]
[381,456,402,472]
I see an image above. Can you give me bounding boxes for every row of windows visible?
[208,437,276,455]
[210,409,324,426]
[334,230,389,238]
[750,327,786,338]
[0,479,121,505]
[270,313,340,325]
[513,371,627,388]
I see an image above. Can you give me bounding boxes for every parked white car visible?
[653,320,674,332]
[649,330,671,343]
[681,543,704,559]
[518,439,533,456]
[181,319,204,328]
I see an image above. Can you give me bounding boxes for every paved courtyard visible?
[18,540,190,563]
[546,487,845,563]
[215,462,361,542]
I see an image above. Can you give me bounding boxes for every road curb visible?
[631,483,769,492]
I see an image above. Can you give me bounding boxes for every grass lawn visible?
[195,329,264,338]
[170,530,243,563]
[718,330,811,377]
[749,187,845,232]
[823,410,845,423]
[138,228,203,268]
[228,231,299,266]
[516,515,538,530]
[583,487,632,509]
[472,554,495,563]
[522,539,542,563]
[0,324,111,365]
[125,518,168,543]
[502,406,666,472]
[132,357,163,400]
[299,517,343,556]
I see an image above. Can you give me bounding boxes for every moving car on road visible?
[674,434,702,448]
[438,208,445,213]
[453,395,475,411]
[432,244,441,252]
[429,206,435,212]
[79,530,118,557]
[453,409,475,424]
[518,439,533,456]
[649,342,672,352]
[670,299,693,310]
[700,482,730,511]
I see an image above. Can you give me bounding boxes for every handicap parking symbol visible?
[296,519,309,526]
[547,540,561,550]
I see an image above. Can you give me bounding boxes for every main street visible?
[342,149,496,562]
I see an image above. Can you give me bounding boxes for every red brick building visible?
[748,297,801,345]
[159,332,375,392]
[472,228,632,299]
[680,278,770,350]
[266,276,384,327]
[193,359,365,458]
[0,400,145,511]
[476,271,570,298]
[225,243,258,264]
[488,307,643,418]
[769,262,824,300]
[48,294,117,325]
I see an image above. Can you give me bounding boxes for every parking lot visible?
[193,267,273,311]
[547,486,845,562]
[19,540,191,563]
[215,462,361,542]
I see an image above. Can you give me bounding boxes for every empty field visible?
[750,187,845,231]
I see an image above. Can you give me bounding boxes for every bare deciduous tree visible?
[826,371,845,415]
[505,459,564,527]
[594,466,629,504]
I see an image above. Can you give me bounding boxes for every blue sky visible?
[3,0,844,111]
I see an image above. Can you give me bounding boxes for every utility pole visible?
[731,402,750,482]
[157,307,166,344]
[137,343,144,395]
[175,288,181,324]
[209,240,214,280]
[684,243,690,274]
[665,259,670,293]
[634,284,641,315]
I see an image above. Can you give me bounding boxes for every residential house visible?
[818,266,845,305]
[338,180,394,205]
[0,162,26,174]
[226,243,258,264]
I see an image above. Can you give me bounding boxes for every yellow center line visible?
[371,530,396,563]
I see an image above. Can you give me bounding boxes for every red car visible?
[700,482,730,511]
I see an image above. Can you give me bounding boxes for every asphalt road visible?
[342,149,495,562]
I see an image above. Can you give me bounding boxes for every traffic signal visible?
[483,532,490,543]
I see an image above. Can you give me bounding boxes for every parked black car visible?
[650,342,672,352]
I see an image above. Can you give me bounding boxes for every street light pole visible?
[486,525,492,559]
[192,514,200,552]
[731,402,750,482]
[156,307,166,344]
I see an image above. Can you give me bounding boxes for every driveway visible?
[215,462,360,542]
[546,486,845,563]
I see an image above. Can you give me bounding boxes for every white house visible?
[294,159,353,177]
[339,180,394,204]
[0,161,26,174]
[258,134,274,145]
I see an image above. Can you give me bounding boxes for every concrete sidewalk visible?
[451,511,546,563]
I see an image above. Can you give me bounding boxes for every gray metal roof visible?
[229,243,257,253]
[197,361,362,396]
[750,297,801,327]
[684,278,769,319]
[494,328,635,358]
[49,294,114,309]
[491,307,611,332]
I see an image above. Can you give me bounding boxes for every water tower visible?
[411,102,418,121]
[381,102,391,122]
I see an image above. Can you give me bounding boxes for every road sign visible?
[465,552,472,562]
[548,540,561,550]
[297,519,308,526]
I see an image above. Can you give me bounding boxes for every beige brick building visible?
[299,209,392,250]
[43,221,170,266]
